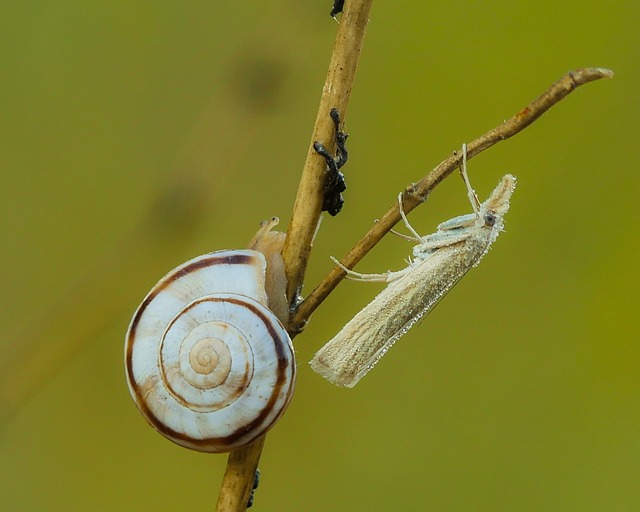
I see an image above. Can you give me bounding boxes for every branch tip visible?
[291,67,613,329]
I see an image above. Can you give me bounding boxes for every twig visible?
[282,0,373,305]
[290,67,613,331]
[215,1,374,510]
[215,436,265,512]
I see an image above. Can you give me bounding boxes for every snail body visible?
[125,249,295,453]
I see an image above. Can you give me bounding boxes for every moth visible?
[310,145,517,387]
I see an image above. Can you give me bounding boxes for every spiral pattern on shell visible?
[125,250,296,453]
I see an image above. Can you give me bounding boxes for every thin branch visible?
[291,67,613,330]
[282,0,373,305]
[215,436,265,512]
[215,2,374,510]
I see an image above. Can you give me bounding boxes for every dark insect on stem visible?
[246,468,260,508]
[330,0,345,19]
[314,108,349,216]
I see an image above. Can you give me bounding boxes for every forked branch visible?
[215,3,612,509]
[290,67,613,330]
[216,1,374,510]
[282,0,373,306]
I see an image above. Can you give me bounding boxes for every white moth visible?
[310,145,516,387]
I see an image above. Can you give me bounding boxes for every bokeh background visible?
[1,1,638,510]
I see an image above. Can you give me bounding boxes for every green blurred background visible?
[1,1,638,510]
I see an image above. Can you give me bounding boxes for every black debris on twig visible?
[314,108,349,216]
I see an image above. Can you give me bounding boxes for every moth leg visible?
[436,213,477,232]
[390,228,421,243]
[330,256,409,283]
[459,143,481,216]
[415,230,474,254]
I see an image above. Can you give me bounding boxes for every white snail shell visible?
[124,249,296,453]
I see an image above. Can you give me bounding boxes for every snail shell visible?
[125,250,296,453]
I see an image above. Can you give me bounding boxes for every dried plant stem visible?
[291,67,613,330]
[215,436,265,512]
[215,2,373,510]
[282,0,373,304]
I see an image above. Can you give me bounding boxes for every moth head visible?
[483,211,497,227]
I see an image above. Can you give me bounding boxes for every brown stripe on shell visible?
[160,296,253,410]
[127,284,294,452]
[204,297,294,450]
[132,374,222,450]
[167,252,259,285]
[125,252,263,393]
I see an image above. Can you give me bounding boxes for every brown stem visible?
[215,436,265,512]
[290,67,613,330]
[282,0,373,306]
[215,2,374,510]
